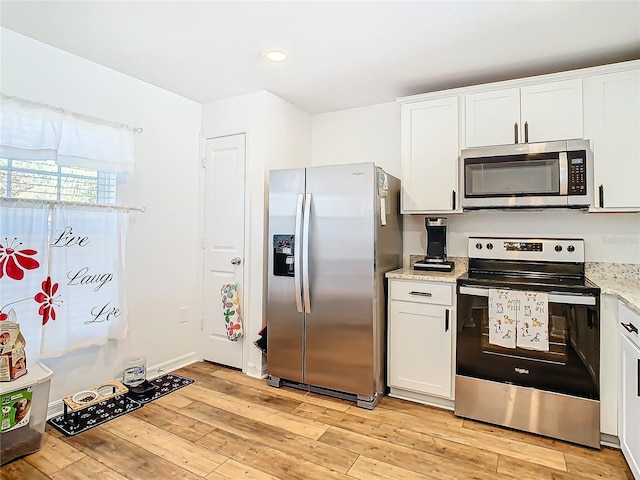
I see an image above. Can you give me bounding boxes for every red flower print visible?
[34,277,62,325]
[227,321,241,337]
[0,237,40,280]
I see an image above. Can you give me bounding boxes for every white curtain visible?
[0,201,50,361]
[40,206,129,358]
[0,93,135,172]
[0,200,129,360]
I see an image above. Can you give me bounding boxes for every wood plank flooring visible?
[1,361,634,479]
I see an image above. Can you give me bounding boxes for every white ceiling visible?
[1,1,639,114]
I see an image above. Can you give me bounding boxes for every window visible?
[0,158,116,204]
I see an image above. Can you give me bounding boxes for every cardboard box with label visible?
[0,322,27,382]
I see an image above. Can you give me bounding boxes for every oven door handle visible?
[458,285,597,306]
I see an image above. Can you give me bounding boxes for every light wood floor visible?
[1,361,634,480]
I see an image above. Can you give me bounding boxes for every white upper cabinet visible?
[584,68,640,211]
[399,60,639,214]
[465,79,583,148]
[400,97,459,213]
[464,88,520,147]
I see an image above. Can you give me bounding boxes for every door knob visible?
[231,257,241,265]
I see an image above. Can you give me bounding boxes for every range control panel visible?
[469,237,585,263]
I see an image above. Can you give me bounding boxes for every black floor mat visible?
[127,373,194,404]
[47,373,194,437]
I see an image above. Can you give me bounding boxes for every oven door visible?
[456,284,599,400]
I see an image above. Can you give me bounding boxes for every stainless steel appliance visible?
[456,237,601,448]
[459,139,593,209]
[414,217,455,272]
[266,163,402,409]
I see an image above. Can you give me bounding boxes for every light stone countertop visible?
[386,257,640,315]
[586,262,640,315]
[385,257,467,283]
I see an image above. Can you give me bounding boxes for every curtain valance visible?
[0,94,135,173]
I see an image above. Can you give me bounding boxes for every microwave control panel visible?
[568,151,587,195]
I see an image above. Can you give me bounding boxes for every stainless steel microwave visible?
[459,139,593,209]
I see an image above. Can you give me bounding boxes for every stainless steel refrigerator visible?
[266,162,402,409]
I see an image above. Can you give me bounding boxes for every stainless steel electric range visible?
[455,237,601,448]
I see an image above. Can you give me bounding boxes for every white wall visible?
[1,28,202,403]
[312,102,400,177]
[201,91,311,377]
[310,101,640,265]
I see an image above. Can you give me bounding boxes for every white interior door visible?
[202,134,245,369]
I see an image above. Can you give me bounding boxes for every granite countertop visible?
[386,257,640,315]
[586,262,640,316]
[386,257,467,283]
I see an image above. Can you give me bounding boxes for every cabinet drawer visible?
[390,280,452,305]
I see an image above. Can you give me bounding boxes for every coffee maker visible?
[414,217,455,272]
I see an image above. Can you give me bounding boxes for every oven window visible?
[480,305,568,364]
[456,292,599,399]
[465,158,560,197]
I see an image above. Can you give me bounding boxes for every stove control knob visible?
[475,243,482,250]
[487,243,493,250]
[567,245,575,252]
[555,245,563,252]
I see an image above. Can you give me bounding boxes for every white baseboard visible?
[600,433,620,449]
[388,387,455,411]
[245,361,265,379]
[46,351,199,420]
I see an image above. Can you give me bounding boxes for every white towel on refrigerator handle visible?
[220,282,244,341]
[516,291,549,351]
[488,288,517,349]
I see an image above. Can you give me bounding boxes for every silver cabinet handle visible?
[231,257,241,265]
[409,291,432,297]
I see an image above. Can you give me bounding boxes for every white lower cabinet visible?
[388,279,454,406]
[619,302,640,479]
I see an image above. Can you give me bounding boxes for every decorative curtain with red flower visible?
[0,201,50,361]
[39,205,128,358]
[0,200,128,360]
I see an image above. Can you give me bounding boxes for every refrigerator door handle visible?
[294,194,304,313]
[302,193,312,313]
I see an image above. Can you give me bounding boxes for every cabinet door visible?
[464,88,520,147]
[400,98,459,213]
[620,334,640,479]
[584,69,640,210]
[388,300,452,398]
[520,79,583,143]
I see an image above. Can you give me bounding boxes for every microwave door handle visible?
[559,152,568,195]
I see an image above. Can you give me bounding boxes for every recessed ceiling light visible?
[265,49,288,63]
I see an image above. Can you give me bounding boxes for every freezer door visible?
[267,168,305,383]
[304,163,376,396]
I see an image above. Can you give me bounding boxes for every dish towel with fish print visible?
[220,282,244,341]
[489,288,517,348]
[516,290,549,351]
